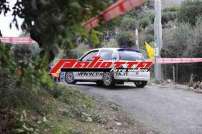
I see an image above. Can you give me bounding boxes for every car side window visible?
[81,50,98,61]
[118,50,144,61]
[99,50,113,60]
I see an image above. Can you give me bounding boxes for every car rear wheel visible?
[134,81,147,88]
[65,72,76,84]
[102,72,115,87]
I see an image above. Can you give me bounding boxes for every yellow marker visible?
[145,42,155,59]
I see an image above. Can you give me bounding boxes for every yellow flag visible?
[145,42,155,59]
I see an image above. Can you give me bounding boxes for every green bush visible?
[0,44,55,110]
[178,0,202,25]
[120,16,138,31]
[139,16,151,29]
[162,20,202,82]
[117,32,136,48]
[162,10,177,24]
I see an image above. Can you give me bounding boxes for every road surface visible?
[68,82,202,134]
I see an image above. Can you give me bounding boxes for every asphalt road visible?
[69,82,202,134]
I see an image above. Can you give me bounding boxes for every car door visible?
[74,50,100,80]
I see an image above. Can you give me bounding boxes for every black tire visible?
[134,81,147,88]
[116,81,124,85]
[65,72,76,84]
[102,72,115,87]
[96,81,103,86]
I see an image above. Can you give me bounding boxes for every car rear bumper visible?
[114,71,150,81]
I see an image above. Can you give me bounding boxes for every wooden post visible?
[173,65,175,83]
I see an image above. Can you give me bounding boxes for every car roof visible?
[93,48,141,53]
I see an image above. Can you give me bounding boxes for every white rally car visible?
[62,48,150,88]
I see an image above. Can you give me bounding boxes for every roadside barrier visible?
[0,37,34,44]
[156,58,202,64]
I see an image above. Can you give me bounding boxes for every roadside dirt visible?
[93,95,159,134]
[69,82,202,134]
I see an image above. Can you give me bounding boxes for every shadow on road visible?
[75,82,139,90]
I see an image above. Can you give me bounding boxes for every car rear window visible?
[118,49,144,61]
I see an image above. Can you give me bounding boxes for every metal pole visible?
[154,0,163,81]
